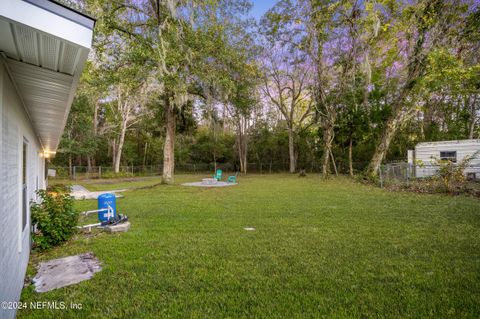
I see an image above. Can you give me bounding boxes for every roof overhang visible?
[416,139,480,147]
[0,0,94,154]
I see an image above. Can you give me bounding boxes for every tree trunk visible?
[468,121,475,140]
[238,136,247,174]
[288,127,296,173]
[213,112,217,172]
[367,51,424,177]
[366,0,438,178]
[348,136,354,177]
[468,96,477,139]
[143,142,148,169]
[112,138,117,168]
[329,149,338,176]
[69,154,73,178]
[162,98,176,184]
[92,101,99,167]
[367,112,404,178]
[237,117,248,174]
[114,118,128,174]
[321,118,334,177]
[469,120,476,139]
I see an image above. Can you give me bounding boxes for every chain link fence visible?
[378,162,480,188]
[48,161,380,180]
[49,162,311,180]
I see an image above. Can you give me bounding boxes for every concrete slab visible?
[71,185,126,200]
[182,181,237,187]
[202,178,218,185]
[33,253,102,293]
[71,185,89,193]
[105,222,131,233]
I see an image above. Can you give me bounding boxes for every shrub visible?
[30,185,79,250]
[435,151,479,194]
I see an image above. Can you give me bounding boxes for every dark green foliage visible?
[30,185,78,251]
[51,0,479,177]
[431,151,479,194]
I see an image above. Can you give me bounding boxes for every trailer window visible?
[440,151,457,163]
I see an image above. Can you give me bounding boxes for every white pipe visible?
[81,208,109,216]
[76,223,102,232]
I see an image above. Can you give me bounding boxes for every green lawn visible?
[20,174,480,318]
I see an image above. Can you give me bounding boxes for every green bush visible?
[394,152,480,197]
[435,151,479,194]
[30,185,79,251]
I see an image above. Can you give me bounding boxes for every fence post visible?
[99,166,102,179]
[73,166,76,180]
[379,165,383,188]
[406,163,410,186]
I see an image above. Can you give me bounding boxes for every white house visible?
[0,1,94,318]
[408,139,480,178]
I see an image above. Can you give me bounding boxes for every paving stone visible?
[33,253,101,293]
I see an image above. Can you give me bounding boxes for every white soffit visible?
[0,0,94,49]
[6,59,74,150]
[0,0,94,153]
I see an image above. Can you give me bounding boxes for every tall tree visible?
[366,0,466,177]
[261,46,314,173]
[100,0,252,183]
[228,66,259,174]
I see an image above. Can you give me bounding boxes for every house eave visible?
[24,0,95,30]
[0,0,93,154]
[416,139,480,148]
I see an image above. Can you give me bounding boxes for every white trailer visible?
[407,139,480,179]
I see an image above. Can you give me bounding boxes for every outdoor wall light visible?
[42,150,56,158]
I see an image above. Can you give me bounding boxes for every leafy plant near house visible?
[386,152,480,197]
[435,151,479,194]
[30,185,78,251]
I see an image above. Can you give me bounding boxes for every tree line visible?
[53,0,480,183]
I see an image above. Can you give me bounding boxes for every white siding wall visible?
[0,61,45,319]
[415,140,480,178]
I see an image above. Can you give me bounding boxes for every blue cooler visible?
[97,193,116,221]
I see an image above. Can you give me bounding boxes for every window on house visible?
[22,140,28,230]
[44,158,48,180]
[440,151,457,163]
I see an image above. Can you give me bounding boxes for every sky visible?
[250,0,278,20]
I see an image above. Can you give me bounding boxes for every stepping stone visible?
[33,253,102,293]
[244,227,256,231]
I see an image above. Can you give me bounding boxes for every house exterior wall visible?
[414,140,480,178]
[0,61,45,319]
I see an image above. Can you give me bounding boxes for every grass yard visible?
[19,174,480,318]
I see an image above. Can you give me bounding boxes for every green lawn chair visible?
[213,169,222,181]
[228,172,238,183]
